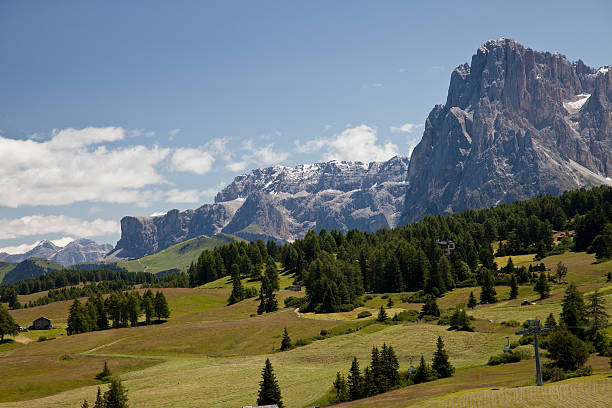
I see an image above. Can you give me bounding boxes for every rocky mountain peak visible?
[403,38,611,223]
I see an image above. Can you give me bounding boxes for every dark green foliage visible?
[467,291,477,308]
[95,361,111,381]
[487,351,522,365]
[227,264,245,305]
[283,296,305,308]
[357,311,372,319]
[332,372,348,402]
[560,283,587,335]
[534,272,550,299]
[257,358,284,408]
[448,307,474,331]
[479,268,497,304]
[257,274,278,315]
[377,305,388,322]
[431,336,454,378]
[547,329,589,371]
[93,387,103,408]
[545,313,557,329]
[413,355,433,384]
[102,378,129,408]
[420,295,440,318]
[387,297,394,308]
[347,357,363,400]
[592,224,612,259]
[280,328,292,351]
[0,303,19,341]
[586,288,609,331]
[509,274,518,299]
[154,291,170,320]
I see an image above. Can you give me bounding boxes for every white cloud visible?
[170,148,215,175]
[390,123,422,133]
[0,127,171,207]
[295,125,398,163]
[51,236,75,247]
[372,83,384,88]
[0,236,74,255]
[127,129,155,137]
[226,141,288,173]
[0,215,118,240]
[168,128,180,140]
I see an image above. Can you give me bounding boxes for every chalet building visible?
[435,240,455,256]
[242,405,279,408]
[32,317,52,330]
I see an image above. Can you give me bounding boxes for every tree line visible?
[67,289,170,335]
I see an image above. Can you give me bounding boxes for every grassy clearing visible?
[0,322,511,408]
[0,261,16,284]
[412,375,612,408]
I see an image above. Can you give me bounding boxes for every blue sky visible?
[1,0,611,252]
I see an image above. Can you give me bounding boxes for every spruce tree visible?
[257,358,284,408]
[509,274,518,300]
[257,283,266,315]
[81,400,89,408]
[387,297,394,308]
[280,328,292,351]
[561,283,587,334]
[153,291,170,321]
[228,264,245,305]
[67,299,85,335]
[413,355,430,384]
[142,297,153,325]
[420,295,440,317]
[587,288,609,331]
[545,312,557,329]
[95,361,111,380]
[479,269,497,304]
[431,336,454,378]
[102,378,129,408]
[265,259,280,291]
[362,366,376,397]
[377,305,388,322]
[534,272,550,299]
[382,344,400,387]
[347,357,363,400]
[467,291,477,309]
[332,372,348,402]
[93,387,103,408]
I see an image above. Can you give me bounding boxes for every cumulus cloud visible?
[295,125,398,163]
[0,215,119,240]
[0,127,171,207]
[170,148,215,174]
[226,141,288,172]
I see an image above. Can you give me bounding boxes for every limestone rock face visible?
[110,157,410,258]
[402,39,612,222]
[0,239,113,266]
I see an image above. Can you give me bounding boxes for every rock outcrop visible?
[0,239,113,266]
[402,38,612,222]
[110,156,410,258]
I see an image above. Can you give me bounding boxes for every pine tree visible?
[332,372,348,402]
[0,303,19,341]
[257,358,284,408]
[509,274,518,300]
[228,264,245,305]
[534,272,550,299]
[93,387,103,408]
[467,291,477,309]
[257,283,266,315]
[142,297,153,325]
[153,291,170,321]
[67,299,85,335]
[555,261,568,283]
[95,361,111,380]
[587,288,609,331]
[545,312,557,329]
[347,357,363,400]
[127,292,140,327]
[420,295,440,317]
[81,400,89,408]
[265,259,280,291]
[479,269,497,304]
[561,283,587,335]
[377,305,388,322]
[362,366,376,397]
[102,378,129,408]
[280,328,292,351]
[431,336,454,378]
[387,297,394,308]
[413,355,430,384]
[382,344,400,387]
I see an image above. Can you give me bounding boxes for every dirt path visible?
[294,307,301,318]
[13,334,34,344]
[83,338,125,354]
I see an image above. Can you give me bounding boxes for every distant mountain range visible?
[0,239,113,266]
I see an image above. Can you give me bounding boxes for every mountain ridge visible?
[0,239,113,266]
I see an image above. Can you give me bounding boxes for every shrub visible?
[518,335,533,345]
[543,363,592,382]
[547,330,589,371]
[357,311,372,319]
[501,320,520,327]
[283,296,305,308]
[381,295,389,299]
[487,351,522,365]
[420,314,438,322]
[294,338,310,347]
[391,310,419,322]
[244,287,258,298]
[37,336,47,342]
[319,329,328,336]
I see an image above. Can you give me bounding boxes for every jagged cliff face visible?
[110,156,409,259]
[402,38,612,222]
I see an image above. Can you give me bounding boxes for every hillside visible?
[1,258,63,284]
[117,234,238,274]
[0,261,16,284]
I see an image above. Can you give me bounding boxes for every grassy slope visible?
[2,258,63,284]
[2,251,611,407]
[118,234,238,274]
[0,261,17,284]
